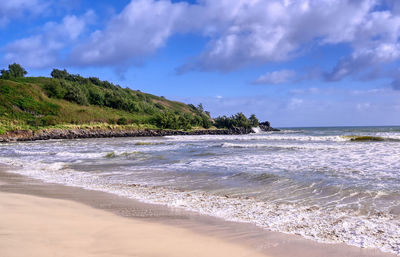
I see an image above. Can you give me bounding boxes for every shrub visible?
[43,80,66,99]
[88,88,105,106]
[63,83,89,105]
[41,115,57,126]
[117,117,128,125]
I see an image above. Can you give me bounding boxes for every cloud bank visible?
[3,0,400,87]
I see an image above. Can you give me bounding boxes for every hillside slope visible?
[0,70,211,134]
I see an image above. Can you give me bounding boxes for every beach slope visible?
[0,192,267,257]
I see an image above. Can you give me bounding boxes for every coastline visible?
[0,124,281,142]
[0,127,255,142]
[0,167,395,257]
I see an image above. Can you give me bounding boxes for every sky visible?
[1,0,400,127]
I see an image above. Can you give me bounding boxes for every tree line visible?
[213,113,259,129]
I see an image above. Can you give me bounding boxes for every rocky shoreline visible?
[0,124,280,142]
[0,128,242,142]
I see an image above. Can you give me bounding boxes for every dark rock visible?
[0,127,257,142]
[259,121,280,132]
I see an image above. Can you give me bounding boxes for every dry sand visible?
[0,192,268,257]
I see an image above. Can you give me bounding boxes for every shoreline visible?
[0,167,395,257]
[0,192,269,257]
[0,127,253,142]
[0,125,281,142]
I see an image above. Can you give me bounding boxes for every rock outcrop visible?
[259,121,280,132]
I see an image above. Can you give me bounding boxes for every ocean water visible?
[1,126,400,255]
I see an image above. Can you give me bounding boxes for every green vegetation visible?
[105,152,117,158]
[214,112,259,129]
[0,64,214,133]
[345,136,385,142]
[0,63,27,80]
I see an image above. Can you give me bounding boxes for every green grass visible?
[0,75,211,133]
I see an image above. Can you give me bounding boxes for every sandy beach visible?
[0,191,269,257]
[0,168,396,257]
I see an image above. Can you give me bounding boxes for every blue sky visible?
[1,0,400,127]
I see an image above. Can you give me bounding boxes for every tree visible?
[0,69,10,79]
[8,63,27,78]
[197,103,204,112]
[249,114,259,127]
[0,63,27,79]
[233,112,250,129]
[51,69,69,79]
[213,113,252,129]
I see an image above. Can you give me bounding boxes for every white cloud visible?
[4,11,95,68]
[180,0,382,72]
[324,7,400,81]
[70,0,400,76]
[5,0,400,84]
[69,0,188,66]
[253,69,296,85]
[0,0,48,27]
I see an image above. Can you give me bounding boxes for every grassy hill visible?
[0,69,212,134]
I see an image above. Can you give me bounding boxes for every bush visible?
[117,117,128,125]
[63,83,89,105]
[88,88,105,106]
[201,114,212,129]
[41,115,57,126]
[43,80,66,99]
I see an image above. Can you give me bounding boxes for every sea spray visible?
[1,126,400,255]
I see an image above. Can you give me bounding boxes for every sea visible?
[1,126,399,255]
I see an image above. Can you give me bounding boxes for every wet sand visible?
[0,168,395,257]
[0,192,270,257]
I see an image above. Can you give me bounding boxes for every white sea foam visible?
[2,159,400,256]
[252,127,262,133]
[1,127,400,255]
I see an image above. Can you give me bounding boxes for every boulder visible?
[259,121,280,132]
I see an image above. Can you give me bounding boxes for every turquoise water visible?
[1,126,399,254]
